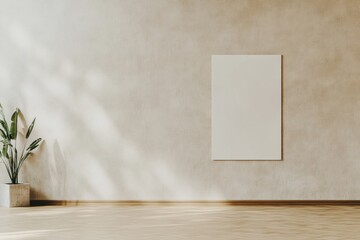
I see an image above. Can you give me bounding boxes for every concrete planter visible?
[0,183,30,207]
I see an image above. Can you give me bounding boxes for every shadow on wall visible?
[0,21,222,200]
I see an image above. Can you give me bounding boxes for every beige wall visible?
[0,0,360,200]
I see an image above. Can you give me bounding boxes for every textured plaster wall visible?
[0,0,360,200]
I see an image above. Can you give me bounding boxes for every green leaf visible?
[26,118,36,139]
[0,120,9,136]
[0,129,6,138]
[26,138,42,151]
[2,144,8,158]
[9,108,19,140]
[0,103,5,119]
[11,108,19,121]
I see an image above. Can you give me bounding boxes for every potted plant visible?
[0,104,42,207]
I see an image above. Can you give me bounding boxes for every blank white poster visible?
[212,55,282,160]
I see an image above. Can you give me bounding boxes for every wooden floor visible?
[1,204,360,239]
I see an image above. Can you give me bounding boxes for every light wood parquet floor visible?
[1,204,360,239]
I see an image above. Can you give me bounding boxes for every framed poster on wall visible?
[211,55,282,160]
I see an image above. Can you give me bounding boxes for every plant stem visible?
[14,137,17,165]
[20,138,28,162]
[11,174,18,184]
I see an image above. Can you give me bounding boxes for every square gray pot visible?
[0,183,30,207]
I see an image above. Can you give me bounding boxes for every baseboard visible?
[30,200,360,206]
